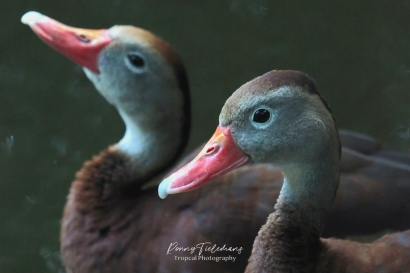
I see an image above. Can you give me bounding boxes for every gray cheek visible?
[233,128,263,163]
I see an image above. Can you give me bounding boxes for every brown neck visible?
[69,147,167,214]
[61,147,166,267]
[246,201,323,273]
[245,157,340,273]
[66,97,190,217]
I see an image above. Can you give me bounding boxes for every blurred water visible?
[1,1,410,272]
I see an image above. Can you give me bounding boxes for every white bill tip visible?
[158,177,172,199]
[21,11,47,25]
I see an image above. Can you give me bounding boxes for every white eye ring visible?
[250,106,274,129]
[124,53,147,73]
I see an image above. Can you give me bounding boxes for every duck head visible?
[159,70,340,198]
[22,11,190,173]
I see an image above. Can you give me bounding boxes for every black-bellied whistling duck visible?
[22,11,410,273]
[160,70,410,272]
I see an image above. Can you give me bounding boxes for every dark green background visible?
[1,1,410,272]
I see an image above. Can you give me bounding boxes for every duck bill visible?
[158,125,250,199]
[21,11,111,73]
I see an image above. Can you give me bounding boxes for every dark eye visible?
[127,54,145,68]
[253,109,271,123]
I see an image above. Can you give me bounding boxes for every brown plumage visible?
[62,148,278,272]
[161,70,410,272]
[22,12,410,273]
[247,201,410,272]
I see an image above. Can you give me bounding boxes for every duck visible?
[21,11,410,272]
[159,70,410,272]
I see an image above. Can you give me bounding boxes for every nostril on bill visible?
[205,145,219,155]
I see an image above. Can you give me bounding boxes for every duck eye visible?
[127,54,145,68]
[253,109,271,123]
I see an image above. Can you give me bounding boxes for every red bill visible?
[158,125,249,198]
[21,11,112,73]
